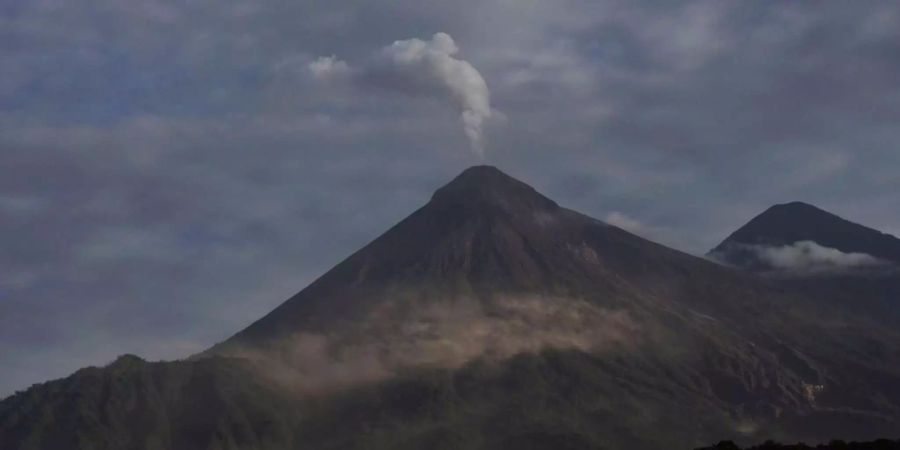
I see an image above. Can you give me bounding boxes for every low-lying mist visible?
[216,294,643,394]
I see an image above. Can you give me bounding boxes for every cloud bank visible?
[750,240,886,274]
[309,32,493,156]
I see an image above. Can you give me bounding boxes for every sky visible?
[2,1,900,397]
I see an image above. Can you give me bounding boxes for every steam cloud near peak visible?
[308,32,493,156]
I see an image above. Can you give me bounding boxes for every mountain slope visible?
[3,167,900,450]
[216,165,729,345]
[214,166,784,355]
[0,355,302,450]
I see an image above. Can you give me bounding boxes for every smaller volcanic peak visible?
[723,202,856,247]
[710,201,900,271]
[430,165,559,216]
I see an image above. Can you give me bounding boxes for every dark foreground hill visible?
[3,167,900,450]
[696,438,900,450]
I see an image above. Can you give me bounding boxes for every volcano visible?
[3,167,900,450]
[709,201,900,272]
[212,165,765,364]
[709,201,900,325]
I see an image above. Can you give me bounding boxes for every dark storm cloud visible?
[1,0,899,396]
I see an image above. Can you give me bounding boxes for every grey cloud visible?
[307,56,350,81]
[737,241,889,275]
[0,112,464,396]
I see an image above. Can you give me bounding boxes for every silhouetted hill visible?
[709,202,900,322]
[0,356,301,449]
[697,438,900,450]
[710,202,900,271]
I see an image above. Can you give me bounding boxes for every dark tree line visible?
[696,439,900,450]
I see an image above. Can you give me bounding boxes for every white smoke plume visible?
[308,32,493,156]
